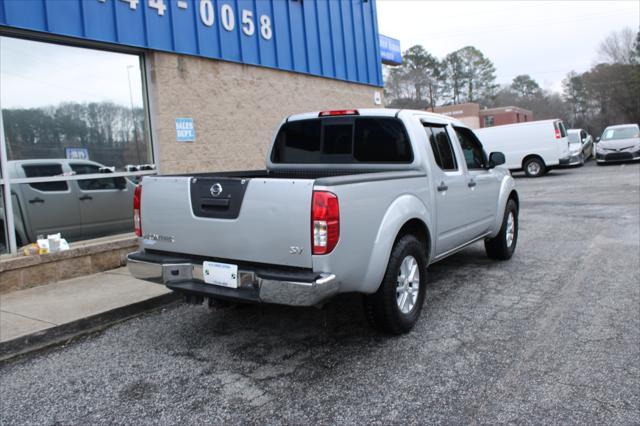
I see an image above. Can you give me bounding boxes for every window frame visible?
[423,122,459,172]
[0,30,158,256]
[452,126,487,171]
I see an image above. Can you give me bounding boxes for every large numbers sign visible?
[106,0,272,40]
[0,0,383,87]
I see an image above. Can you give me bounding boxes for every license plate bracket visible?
[202,261,238,289]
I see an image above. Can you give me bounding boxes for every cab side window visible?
[453,127,486,170]
[70,164,125,190]
[424,125,458,171]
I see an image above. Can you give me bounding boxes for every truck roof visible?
[604,123,639,130]
[286,108,466,127]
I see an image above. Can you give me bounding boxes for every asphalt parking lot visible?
[1,161,638,425]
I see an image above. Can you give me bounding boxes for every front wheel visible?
[485,199,518,260]
[364,234,427,335]
[523,157,546,177]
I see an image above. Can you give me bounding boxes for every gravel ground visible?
[1,161,639,425]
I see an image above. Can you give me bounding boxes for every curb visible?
[0,292,180,363]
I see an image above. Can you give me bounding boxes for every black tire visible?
[523,157,546,177]
[364,234,427,335]
[485,199,518,260]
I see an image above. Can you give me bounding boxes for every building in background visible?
[0,0,397,266]
[430,103,482,129]
[479,106,533,128]
[431,103,533,129]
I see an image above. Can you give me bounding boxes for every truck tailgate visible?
[140,176,314,268]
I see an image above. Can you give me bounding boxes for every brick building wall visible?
[479,107,533,128]
[148,52,382,174]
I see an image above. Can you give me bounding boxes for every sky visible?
[376,0,640,92]
[0,37,144,109]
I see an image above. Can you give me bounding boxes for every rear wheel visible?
[523,157,546,177]
[485,199,518,260]
[364,234,427,335]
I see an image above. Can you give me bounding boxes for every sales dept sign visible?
[176,118,195,142]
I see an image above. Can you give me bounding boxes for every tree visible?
[511,74,541,98]
[442,51,465,104]
[562,72,590,127]
[403,45,442,111]
[384,45,443,109]
[442,46,497,104]
[632,30,640,65]
[597,27,637,65]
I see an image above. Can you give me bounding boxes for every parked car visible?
[474,119,571,177]
[1,159,135,247]
[595,124,640,164]
[566,128,594,166]
[127,109,519,334]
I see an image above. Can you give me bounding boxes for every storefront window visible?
[0,36,153,250]
[1,36,151,169]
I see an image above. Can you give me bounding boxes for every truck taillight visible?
[555,128,561,139]
[312,191,339,255]
[133,184,142,237]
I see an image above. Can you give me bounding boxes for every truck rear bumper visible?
[126,251,338,307]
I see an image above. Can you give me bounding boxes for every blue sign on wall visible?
[0,0,383,87]
[175,118,195,142]
[379,34,402,66]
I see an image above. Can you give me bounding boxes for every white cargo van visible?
[474,120,571,177]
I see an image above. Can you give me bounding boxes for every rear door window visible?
[22,164,68,191]
[424,125,457,171]
[272,117,412,163]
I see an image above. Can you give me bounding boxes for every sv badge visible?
[289,246,303,255]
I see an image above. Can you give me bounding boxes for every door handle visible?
[468,180,477,188]
[79,195,93,201]
[29,197,44,204]
[436,182,448,192]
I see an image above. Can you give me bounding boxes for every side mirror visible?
[596,136,601,142]
[488,152,506,168]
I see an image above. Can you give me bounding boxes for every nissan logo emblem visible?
[210,183,223,197]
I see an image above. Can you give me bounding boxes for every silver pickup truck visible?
[128,109,519,334]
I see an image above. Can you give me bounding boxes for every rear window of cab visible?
[271,117,413,164]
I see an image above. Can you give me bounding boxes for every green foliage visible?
[511,75,541,98]
[455,46,498,103]
[385,44,497,108]
[384,45,442,110]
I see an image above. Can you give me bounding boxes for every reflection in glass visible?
[0,36,151,171]
[11,178,134,246]
[0,190,7,253]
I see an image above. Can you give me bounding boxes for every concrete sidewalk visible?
[0,267,177,361]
